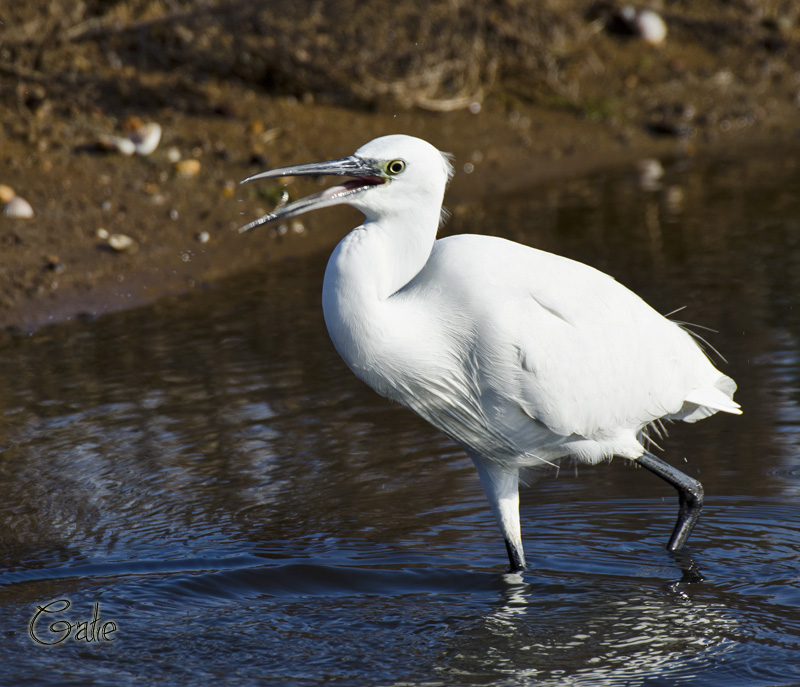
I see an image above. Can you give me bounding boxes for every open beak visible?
[239,156,386,233]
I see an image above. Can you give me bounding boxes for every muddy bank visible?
[1,1,799,329]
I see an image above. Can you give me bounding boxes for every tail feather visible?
[679,375,741,423]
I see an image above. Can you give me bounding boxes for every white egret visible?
[240,135,741,571]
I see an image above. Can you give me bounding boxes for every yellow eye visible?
[386,159,406,175]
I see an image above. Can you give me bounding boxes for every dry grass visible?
[0,0,606,111]
[1,0,798,115]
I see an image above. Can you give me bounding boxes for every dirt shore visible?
[1,1,799,330]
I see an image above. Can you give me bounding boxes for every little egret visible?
[240,135,741,571]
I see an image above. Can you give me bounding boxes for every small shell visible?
[98,134,136,156]
[108,233,137,252]
[196,231,210,244]
[174,158,201,178]
[96,227,109,239]
[129,122,162,156]
[0,184,16,204]
[3,195,34,219]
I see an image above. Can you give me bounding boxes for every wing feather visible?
[425,235,738,450]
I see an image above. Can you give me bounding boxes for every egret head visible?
[239,135,454,233]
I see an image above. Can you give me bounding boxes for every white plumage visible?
[241,134,741,570]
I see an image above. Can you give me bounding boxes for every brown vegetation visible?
[1,1,799,328]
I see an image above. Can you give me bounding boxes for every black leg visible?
[637,452,704,551]
[504,538,526,572]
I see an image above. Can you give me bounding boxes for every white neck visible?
[321,206,439,391]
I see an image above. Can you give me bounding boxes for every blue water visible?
[0,150,798,685]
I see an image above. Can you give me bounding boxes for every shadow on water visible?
[0,149,799,685]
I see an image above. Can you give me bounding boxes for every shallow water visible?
[1,149,799,686]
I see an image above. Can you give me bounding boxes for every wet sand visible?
[1,1,799,329]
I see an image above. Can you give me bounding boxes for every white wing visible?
[409,234,739,463]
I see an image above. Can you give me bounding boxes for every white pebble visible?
[166,147,182,163]
[625,7,667,45]
[636,158,664,191]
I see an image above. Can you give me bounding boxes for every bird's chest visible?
[328,296,470,406]
[322,275,526,454]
